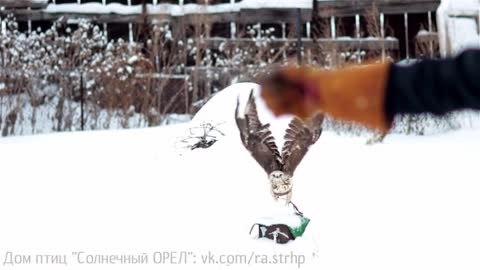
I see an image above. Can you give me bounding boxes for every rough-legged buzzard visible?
[235,89,324,204]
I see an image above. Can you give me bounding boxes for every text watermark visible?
[1,250,306,268]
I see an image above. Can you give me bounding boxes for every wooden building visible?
[0,0,442,114]
[1,0,441,59]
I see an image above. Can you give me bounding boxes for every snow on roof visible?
[239,0,312,9]
[45,3,141,15]
[44,0,312,16]
[444,0,479,10]
[44,3,240,15]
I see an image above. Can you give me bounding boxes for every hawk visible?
[235,89,324,204]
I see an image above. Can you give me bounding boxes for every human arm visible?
[259,49,480,132]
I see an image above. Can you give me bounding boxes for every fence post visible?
[404,12,410,60]
[296,8,302,65]
[80,71,84,131]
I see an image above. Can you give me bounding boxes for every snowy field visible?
[0,83,480,270]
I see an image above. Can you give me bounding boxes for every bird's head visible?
[268,170,290,184]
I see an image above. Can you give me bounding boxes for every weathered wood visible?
[239,8,311,24]
[0,1,311,24]
[173,12,239,24]
[0,0,423,56]
[1,8,310,24]
[315,0,441,17]
[0,0,48,9]
[415,32,438,42]
[0,9,148,23]
[1,1,440,23]
[202,37,399,50]
[447,10,480,17]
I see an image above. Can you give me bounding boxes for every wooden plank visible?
[415,32,438,42]
[0,10,148,23]
[447,10,480,18]
[177,12,239,24]
[202,37,399,50]
[0,0,48,9]
[239,8,311,24]
[0,9,217,24]
[316,0,439,4]
[1,7,308,24]
[0,1,439,24]
[315,0,441,17]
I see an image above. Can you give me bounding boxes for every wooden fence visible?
[0,0,442,113]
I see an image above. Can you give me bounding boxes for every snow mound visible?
[2,94,480,269]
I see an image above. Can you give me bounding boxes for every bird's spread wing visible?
[235,89,282,174]
[281,112,324,176]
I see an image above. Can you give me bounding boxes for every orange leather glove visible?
[258,62,393,132]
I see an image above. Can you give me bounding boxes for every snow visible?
[44,0,312,16]
[45,3,142,15]
[416,29,431,36]
[127,55,139,65]
[192,82,293,149]
[0,92,191,136]
[240,0,312,9]
[447,17,480,54]
[44,3,236,15]
[442,0,480,10]
[1,82,480,269]
[437,0,480,57]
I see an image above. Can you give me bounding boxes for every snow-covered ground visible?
[1,83,480,270]
[0,92,191,137]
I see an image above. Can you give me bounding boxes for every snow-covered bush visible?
[321,110,478,142]
[0,15,188,136]
[0,12,475,138]
[174,121,225,151]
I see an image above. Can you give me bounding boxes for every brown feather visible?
[235,89,283,175]
[281,112,324,176]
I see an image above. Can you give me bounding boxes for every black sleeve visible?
[385,49,480,119]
